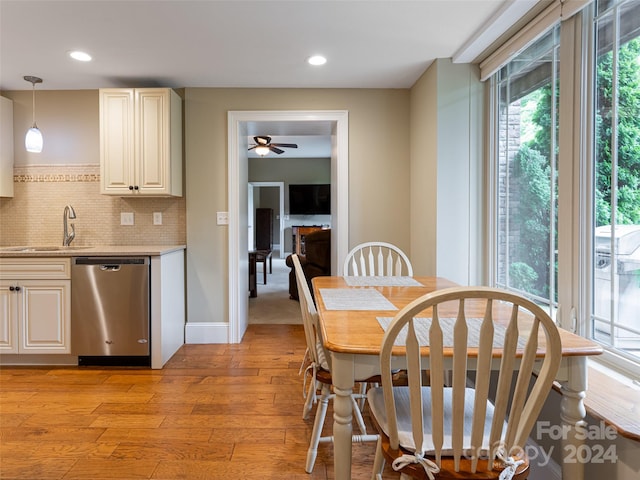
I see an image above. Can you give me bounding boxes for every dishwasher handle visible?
[100,264,121,272]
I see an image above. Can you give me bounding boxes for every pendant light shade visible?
[25,127,43,152]
[24,75,43,153]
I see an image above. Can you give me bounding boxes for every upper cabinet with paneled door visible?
[99,88,183,196]
[0,96,14,198]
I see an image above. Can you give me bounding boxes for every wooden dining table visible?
[312,275,604,480]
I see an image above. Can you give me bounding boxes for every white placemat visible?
[343,276,423,287]
[319,288,398,311]
[377,316,528,348]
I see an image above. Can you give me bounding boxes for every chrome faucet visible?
[63,205,77,246]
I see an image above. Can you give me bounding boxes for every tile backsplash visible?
[0,164,186,246]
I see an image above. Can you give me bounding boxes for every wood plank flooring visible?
[0,324,395,479]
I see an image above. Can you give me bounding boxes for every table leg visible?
[559,356,588,480]
[263,257,267,285]
[331,352,354,480]
[248,252,257,298]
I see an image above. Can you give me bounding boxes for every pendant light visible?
[24,75,43,153]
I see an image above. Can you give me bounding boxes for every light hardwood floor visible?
[0,324,394,479]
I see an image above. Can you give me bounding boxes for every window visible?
[492,27,560,316]
[489,0,640,374]
[591,0,640,363]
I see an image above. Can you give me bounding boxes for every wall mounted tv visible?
[289,184,331,215]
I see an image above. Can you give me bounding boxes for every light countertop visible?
[0,245,186,257]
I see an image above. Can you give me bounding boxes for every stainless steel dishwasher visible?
[71,257,150,366]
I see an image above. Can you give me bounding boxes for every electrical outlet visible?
[216,211,229,225]
[121,212,134,225]
[153,212,162,225]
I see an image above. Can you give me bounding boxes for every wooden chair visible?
[291,254,379,473]
[368,286,562,480]
[343,241,413,276]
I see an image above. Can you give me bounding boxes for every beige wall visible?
[184,88,411,324]
[5,90,100,166]
[409,61,439,276]
[0,91,185,246]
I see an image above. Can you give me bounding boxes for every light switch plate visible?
[216,211,229,225]
[153,212,162,225]
[121,212,134,225]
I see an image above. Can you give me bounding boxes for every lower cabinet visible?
[0,259,71,354]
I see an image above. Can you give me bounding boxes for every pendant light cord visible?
[31,82,37,128]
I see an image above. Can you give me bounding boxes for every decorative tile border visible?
[13,164,100,183]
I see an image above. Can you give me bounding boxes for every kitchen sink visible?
[0,246,92,252]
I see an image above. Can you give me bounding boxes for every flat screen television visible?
[289,184,331,215]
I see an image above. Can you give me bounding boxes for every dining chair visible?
[291,254,380,473]
[368,286,562,480]
[343,241,413,276]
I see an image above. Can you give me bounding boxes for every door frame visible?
[228,110,349,342]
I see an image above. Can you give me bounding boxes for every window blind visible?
[479,0,591,81]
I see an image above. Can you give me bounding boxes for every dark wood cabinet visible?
[255,208,273,251]
[292,225,324,255]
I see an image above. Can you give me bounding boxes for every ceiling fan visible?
[248,136,298,156]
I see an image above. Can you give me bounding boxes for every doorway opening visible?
[227,110,349,342]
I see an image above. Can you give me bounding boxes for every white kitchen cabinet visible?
[0,258,71,354]
[0,96,14,198]
[100,88,182,197]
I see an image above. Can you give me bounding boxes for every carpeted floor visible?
[249,254,303,324]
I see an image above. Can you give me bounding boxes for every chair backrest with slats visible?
[379,286,562,474]
[343,242,413,277]
[292,254,330,371]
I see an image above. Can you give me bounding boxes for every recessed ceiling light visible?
[307,55,327,66]
[68,50,92,62]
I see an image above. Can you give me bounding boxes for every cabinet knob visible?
[9,286,15,291]
[14,286,21,292]
[134,185,139,190]
[129,185,134,190]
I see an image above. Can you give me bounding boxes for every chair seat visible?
[368,386,502,455]
[371,420,530,480]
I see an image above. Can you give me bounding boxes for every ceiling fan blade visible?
[270,146,285,154]
[254,136,270,145]
[271,143,298,148]
[248,145,258,151]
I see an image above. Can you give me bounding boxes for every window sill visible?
[552,360,640,441]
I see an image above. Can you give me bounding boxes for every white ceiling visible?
[0,0,540,158]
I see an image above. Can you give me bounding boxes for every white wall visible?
[409,59,484,285]
[435,59,484,286]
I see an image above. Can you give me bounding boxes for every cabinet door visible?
[19,280,71,353]
[100,89,135,195]
[136,89,170,194]
[0,282,18,353]
[0,96,14,198]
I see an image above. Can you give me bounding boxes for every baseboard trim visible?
[185,322,229,344]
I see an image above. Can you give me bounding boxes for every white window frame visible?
[487,1,640,378]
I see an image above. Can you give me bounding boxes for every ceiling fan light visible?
[254,145,270,156]
[25,126,43,153]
